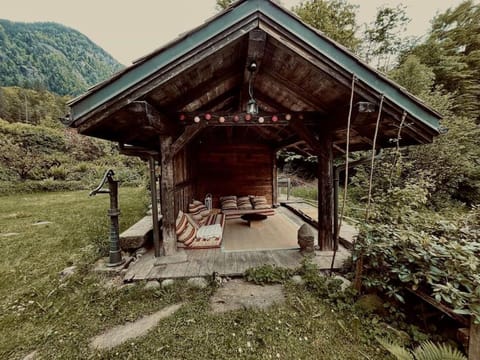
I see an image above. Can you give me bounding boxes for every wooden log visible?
[406,288,469,326]
[119,215,162,251]
[149,156,162,257]
[469,321,480,360]
[272,149,278,206]
[160,135,176,256]
[317,132,333,250]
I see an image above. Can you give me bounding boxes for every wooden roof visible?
[68,0,441,156]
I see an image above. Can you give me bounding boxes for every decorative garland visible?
[177,113,296,124]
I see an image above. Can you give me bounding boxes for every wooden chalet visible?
[68,0,441,258]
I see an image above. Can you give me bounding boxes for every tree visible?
[292,0,360,51]
[361,4,411,71]
[215,0,234,11]
[216,0,282,11]
[404,0,480,121]
[388,55,434,96]
[0,119,65,180]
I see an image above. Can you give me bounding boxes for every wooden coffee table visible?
[241,213,268,228]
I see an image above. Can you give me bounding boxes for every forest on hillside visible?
[0,19,123,96]
[0,86,146,194]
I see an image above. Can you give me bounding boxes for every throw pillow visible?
[175,210,197,244]
[220,195,238,210]
[251,195,270,209]
[237,196,253,210]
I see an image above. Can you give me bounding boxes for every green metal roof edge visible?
[259,1,440,131]
[71,0,440,132]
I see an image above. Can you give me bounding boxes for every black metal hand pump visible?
[90,169,124,267]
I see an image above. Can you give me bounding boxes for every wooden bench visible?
[120,215,163,250]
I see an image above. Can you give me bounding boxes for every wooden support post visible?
[469,321,480,360]
[160,135,176,256]
[148,156,162,257]
[272,150,278,207]
[317,132,334,251]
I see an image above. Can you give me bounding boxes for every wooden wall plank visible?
[195,143,274,207]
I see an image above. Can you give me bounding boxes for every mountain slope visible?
[0,19,123,96]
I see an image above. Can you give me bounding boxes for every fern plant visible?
[377,337,467,360]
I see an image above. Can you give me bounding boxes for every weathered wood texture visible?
[148,156,162,257]
[124,247,349,281]
[120,215,163,251]
[469,321,480,360]
[195,143,273,207]
[160,135,176,256]
[272,150,278,206]
[317,132,334,250]
[173,146,195,213]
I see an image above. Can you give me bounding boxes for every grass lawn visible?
[0,189,392,359]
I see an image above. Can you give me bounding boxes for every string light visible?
[178,113,303,124]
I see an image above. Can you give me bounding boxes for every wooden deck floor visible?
[122,205,353,282]
[123,247,350,282]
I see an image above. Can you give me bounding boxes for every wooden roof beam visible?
[289,118,322,154]
[239,29,267,112]
[333,143,346,154]
[262,67,327,112]
[168,70,242,111]
[289,145,313,157]
[118,143,160,160]
[275,136,303,151]
[129,101,178,135]
[170,122,207,158]
[197,87,240,113]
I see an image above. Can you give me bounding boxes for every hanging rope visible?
[353,95,385,291]
[330,74,356,275]
[338,74,356,232]
[364,95,384,222]
[388,111,408,188]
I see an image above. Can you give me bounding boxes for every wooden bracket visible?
[130,101,177,135]
[289,118,323,155]
[169,122,207,158]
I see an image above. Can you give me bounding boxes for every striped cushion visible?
[237,196,253,210]
[220,195,237,210]
[175,211,197,244]
[187,200,211,226]
[175,210,188,235]
[188,201,208,215]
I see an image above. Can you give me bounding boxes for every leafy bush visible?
[356,184,480,322]
[244,264,294,285]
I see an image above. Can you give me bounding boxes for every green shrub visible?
[357,187,480,322]
[244,264,294,285]
[0,179,85,194]
[48,165,69,180]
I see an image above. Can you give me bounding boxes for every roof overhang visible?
[68,0,441,156]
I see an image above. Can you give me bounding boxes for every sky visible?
[0,0,470,65]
